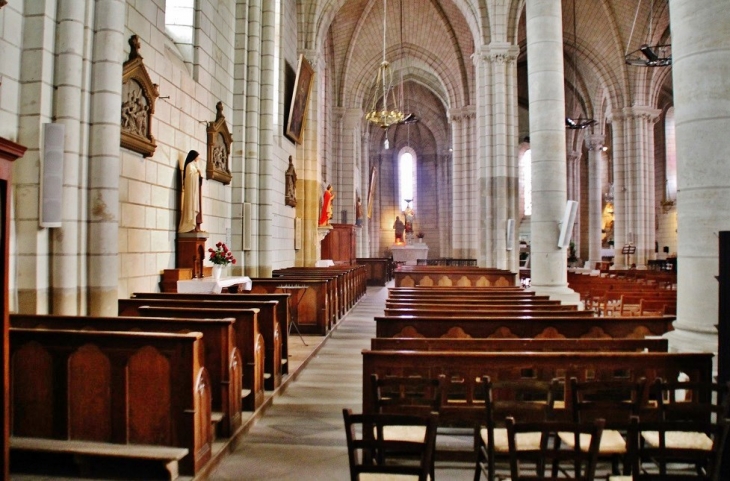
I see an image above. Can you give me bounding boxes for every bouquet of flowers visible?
[416,232,425,239]
[208,242,236,265]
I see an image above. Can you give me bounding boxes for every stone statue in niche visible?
[285,156,297,207]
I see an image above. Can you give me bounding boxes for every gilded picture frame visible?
[206,101,233,185]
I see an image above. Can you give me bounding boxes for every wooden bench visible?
[383,308,590,317]
[130,291,292,375]
[370,337,670,353]
[274,265,367,312]
[356,257,390,286]
[10,327,212,476]
[248,278,331,334]
[11,313,242,438]
[385,298,563,307]
[120,298,279,393]
[273,269,348,316]
[118,300,266,410]
[362,350,713,427]
[374,315,674,339]
[394,267,517,288]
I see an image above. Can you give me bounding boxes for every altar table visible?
[177,276,252,294]
[391,244,428,266]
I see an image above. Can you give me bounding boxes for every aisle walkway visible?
[208,284,475,481]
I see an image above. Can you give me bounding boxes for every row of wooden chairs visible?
[346,375,729,481]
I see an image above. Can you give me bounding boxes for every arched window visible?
[521,149,532,216]
[664,107,676,201]
[398,149,416,211]
[165,0,196,73]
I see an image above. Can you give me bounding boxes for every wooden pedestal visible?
[176,232,209,277]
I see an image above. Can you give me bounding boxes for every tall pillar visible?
[450,107,477,259]
[475,44,520,271]
[52,0,89,314]
[525,0,579,304]
[257,0,275,276]
[585,135,604,269]
[87,0,124,316]
[301,50,324,266]
[566,149,580,254]
[667,0,730,355]
[243,0,261,276]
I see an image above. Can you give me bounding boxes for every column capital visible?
[474,43,520,66]
[449,105,476,122]
[618,106,662,123]
[300,50,323,69]
[584,134,605,151]
[567,150,581,163]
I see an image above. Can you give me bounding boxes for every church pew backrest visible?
[383,308,589,317]
[394,269,517,288]
[362,350,713,427]
[131,291,291,375]
[247,278,331,334]
[11,313,242,437]
[374,315,674,339]
[10,327,212,475]
[370,337,670,353]
[118,300,267,409]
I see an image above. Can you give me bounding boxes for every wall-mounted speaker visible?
[557,200,579,248]
[506,218,514,251]
[243,202,252,251]
[40,123,65,228]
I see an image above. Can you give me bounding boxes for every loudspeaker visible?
[243,202,252,250]
[506,218,514,251]
[557,200,578,248]
[40,123,65,228]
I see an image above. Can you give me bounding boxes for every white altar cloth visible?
[391,244,428,265]
[177,276,252,294]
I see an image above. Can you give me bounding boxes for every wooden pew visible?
[11,313,242,438]
[118,299,267,409]
[394,267,517,288]
[273,269,347,316]
[247,278,331,334]
[388,287,529,298]
[274,265,367,310]
[362,350,713,427]
[385,298,563,307]
[374,315,674,339]
[383,308,590,317]
[370,337,670,353]
[356,257,390,286]
[131,292,291,374]
[9,327,212,477]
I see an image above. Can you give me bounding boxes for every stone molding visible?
[121,35,159,158]
[476,44,520,65]
[585,134,605,151]
[206,101,233,184]
[618,106,662,123]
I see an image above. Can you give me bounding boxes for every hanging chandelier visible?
[365,0,404,130]
[624,0,671,67]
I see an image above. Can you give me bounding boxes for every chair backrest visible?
[625,416,730,480]
[342,408,438,481]
[371,373,446,416]
[485,377,559,430]
[652,379,730,424]
[506,416,604,481]
[570,377,647,428]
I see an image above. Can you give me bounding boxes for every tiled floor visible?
[207,283,477,480]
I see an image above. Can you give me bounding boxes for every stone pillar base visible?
[664,326,718,378]
[528,285,582,308]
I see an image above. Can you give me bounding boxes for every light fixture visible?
[624,0,671,67]
[365,0,404,130]
[565,0,595,130]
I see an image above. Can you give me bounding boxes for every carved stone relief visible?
[206,101,233,184]
[121,35,159,157]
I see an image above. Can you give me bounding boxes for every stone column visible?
[231,0,248,273]
[475,43,520,271]
[87,0,124,316]
[300,50,324,266]
[243,0,261,276]
[525,0,579,304]
[585,135,604,269]
[667,0,730,355]
[450,107,477,260]
[257,0,275,276]
[566,149,580,254]
[52,0,88,314]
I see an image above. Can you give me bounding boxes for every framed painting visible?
[285,54,314,144]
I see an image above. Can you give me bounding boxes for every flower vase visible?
[212,265,224,281]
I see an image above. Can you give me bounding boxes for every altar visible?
[177,276,252,293]
[391,244,428,266]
